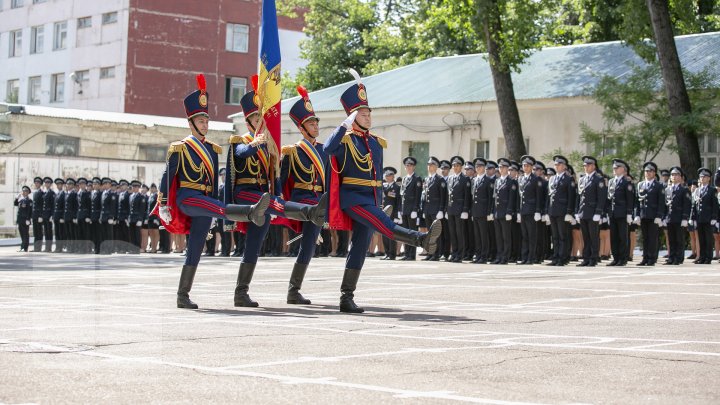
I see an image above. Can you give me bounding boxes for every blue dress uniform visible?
[15,186,33,251]
[76,178,92,253]
[129,181,146,254]
[517,155,544,264]
[279,85,330,304]
[492,158,518,264]
[382,167,401,260]
[575,156,607,266]
[52,178,66,253]
[664,166,691,265]
[607,159,634,266]
[324,70,441,313]
[691,168,718,264]
[637,162,666,266]
[90,177,103,254]
[41,177,55,252]
[116,180,131,247]
[446,156,471,263]
[399,156,422,260]
[158,74,271,309]
[534,161,551,263]
[63,179,78,253]
[470,158,493,263]
[99,178,117,254]
[31,177,45,252]
[225,87,327,308]
[546,156,576,266]
[422,157,447,261]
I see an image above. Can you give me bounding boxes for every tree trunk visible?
[481,3,527,161]
[646,0,701,177]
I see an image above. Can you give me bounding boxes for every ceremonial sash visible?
[297,139,325,187]
[241,134,269,175]
[184,135,215,183]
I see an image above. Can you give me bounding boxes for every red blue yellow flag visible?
[258,0,282,149]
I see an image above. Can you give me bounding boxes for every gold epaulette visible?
[281,144,296,156]
[370,133,387,149]
[228,135,245,144]
[341,134,352,144]
[205,140,222,154]
[167,141,185,159]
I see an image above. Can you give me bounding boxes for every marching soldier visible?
[156,74,271,309]
[664,167,691,265]
[575,156,606,267]
[15,186,32,252]
[607,159,634,266]
[324,69,442,313]
[446,156,471,263]
[42,177,55,252]
[422,157,447,261]
[31,177,44,252]
[129,180,145,254]
[636,162,665,266]
[399,156,422,260]
[381,167,400,260]
[517,155,543,265]
[492,158,517,264]
[53,178,66,253]
[90,177,103,254]
[691,168,718,264]
[546,156,576,266]
[99,177,117,254]
[471,158,494,264]
[64,178,78,253]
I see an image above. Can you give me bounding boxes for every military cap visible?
[340,68,369,114]
[642,161,658,173]
[463,161,475,170]
[403,156,417,166]
[520,155,536,166]
[533,161,546,171]
[509,161,520,171]
[33,176,43,184]
[22,185,31,193]
[290,85,319,127]
[450,156,465,166]
[65,178,76,185]
[219,168,226,176]
[546,167,556,176]
[383,166,397,177]
[92,177,101,184]
[486,160,498,169]
[131,180,142,187]
[698,167,712,177]
[240,89,259,119]
[553,155,569,165]
[150,183,157,188]
[660,169,670,177]
[101,177,112,184]
[427,156,440,167]
[112,180,119,187]
[473,157,487,167]
[670,166,684,177]
[141,184,149,190]
[567,164,575,176]
[612,159,629,172]
[184,74,209,120]
[581,156,597,166]
[54,178,65,185]
[497,157,511,167]
[439,160,451,170]
[77,177,88,185]
[119,179,129,186]
[43,176,53,183]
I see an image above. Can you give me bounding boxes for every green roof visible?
[282,32,720,112]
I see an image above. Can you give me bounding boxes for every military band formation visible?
[13,70,720,313]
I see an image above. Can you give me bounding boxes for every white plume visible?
[349,68,362,85]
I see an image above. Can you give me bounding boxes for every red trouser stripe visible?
[351,206,392,238]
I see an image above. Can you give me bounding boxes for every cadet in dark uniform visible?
[31,177,44,252]
[471,158,493,263]
[90,177,102,254]
[517,155,543,265]
[76,178,92,253]
[664,166,691,265]
[116,179,131,250]
[41,177,55,252]
[534,161,551,263]
[546,156,576,266]
[691,168,718,264]
[636,162,665,266]
[399,156,422,260]
[438,159,453,260]
[607,159,634,266]
[64,178,78,253]
[381,167,400,260]
[15,186,33,252]
[462,161,477,260]
[492,158,517,264]
[129,180,145,254]
[575,156,607,267]
[446,156,471,263]
[422,157,447,261]
[484,161,498,263]
[99,177,117,254]
[147,183,161,253]
[52,178,66,253]
[508,162,522,262]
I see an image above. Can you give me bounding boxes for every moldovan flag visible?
[258,0,282,148]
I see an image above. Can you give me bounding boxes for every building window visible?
[475,140,490,159]
[46,135,79,156]
[28,76,41,104]
[9,29,21,57]
[225,77,246,105]
[30,25,43,54]
[74,70,90,83]
[100,66,115,79]
[32,0,46,3]
[51,73,64,102]
[11,0,23,8]
[700,135,719,171]
[139,145,166,162]
[77,16,92,29]
[6,79,19,103]
[102,11,117,25]
[53,21,67,50]
[225,23,249,53]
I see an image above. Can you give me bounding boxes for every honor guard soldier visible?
[64,178,78,253]
[52,178,67,253]
[278,85,331,303]
[517,155,544,265]
[76,178,92,253]
[575,156,607,267]
[399,156,422,260]
[446,156,471,262]
[381,167,400,260]
[226,84,327,308]
[471,158,494,263]
[90,177,103,254]
[607,159,634,266]
[635,162,665,266]
[99,177,117,254]
[324,69,441,313]
[422,157,447,261]
[546,155,577,266]
[41,177,55,252]
[116,179,131,249]
[156,74,272,309]
[129,180,145,254]
[492,158,518,264]
[15,186,32,252]
[31,177,45,252]
[691,168,718,264]
[664,166,691,265]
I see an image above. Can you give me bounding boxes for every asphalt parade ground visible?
[1,247,719,404]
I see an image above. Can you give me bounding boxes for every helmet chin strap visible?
[189,117,206,137]
[355,120,368,132]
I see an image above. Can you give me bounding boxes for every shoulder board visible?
[205,140,222,154]
[595,173,603,179]
[281,144,296,155]
[167,141,185,156]
[228,135,246,144]
[371,134,387,149]
[341,134,352,144]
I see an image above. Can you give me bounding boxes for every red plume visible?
[296,85,309,100]
[251,75,259,92]
[196,74,206,92]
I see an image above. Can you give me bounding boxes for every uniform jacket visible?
[224,132,282,203]
[53,190,66,222]
[382,181,401,218]
[608,176,635,218]
[160,134,222,205]
[518,173,544,215]
[637,179,666,219]
[422,173,447,217]
[77,189,92,221]
[64,189,78,222]
[42,188,56,221]
[117,191,131,221]
[279,139,328,203]
[576,172,607,220]
[15,196,32,223]
[471,174,494,218]
[447,173,471,215]
[100,190,118,222]
[129,192,146,222]
[546,172,576,217]
[400,172,422,214]
[690,185,718,224]
[664,184,691,223]
[493,175,518,218]
[31,188,44,219]
[91,190,102,221]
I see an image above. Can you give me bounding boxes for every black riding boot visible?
[392,219,442,256]
[224,193,271,226]
[340,268,363,313]
[234,262,259,307]
[287,262,311,304]
[283,193,328,227]
[177,265,198,309]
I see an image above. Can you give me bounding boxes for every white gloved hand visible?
[224,224,234,232]
[626,215,632,225]
[393,218,402,224]
[689,220,695,227]
[341,111,358,129]
[85,217,91,224]
[575,214,581,223]
[410,211,417,219]
[210,218,217,229]
[73,218,78,224]
[107,219,114,225]
[592,214,601,222]
[633,216,641,225]
[270,215,277,220]
[461,212,469,220]
[534,213,541,222]
[570,218,577,226]
[143,220,148,225]
[681,219,688,227]
[252,132,267,146]
[564,214,573,223]
[436,211,443,220]
[59,218,65,223]
[398,212,403,219]
[136,221,142,227]
[662,219,668,227]
[654,217,662,226]
[505,214,512,221]
[125,219,130,226]
[712,219,718,226]
[542,214,549,223]
[38,217,43,223]
[159,206,172,223]
[25,220,30,226]
[602,216,609,224]
[487,214,494,221]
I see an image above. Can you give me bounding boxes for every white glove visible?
[125,219,130,226]
[436,211,443,220]
[542,214,549,223]
[73,218,78,224]
[143,220,148,225]
[487,214,494,221]
[534,213,541,222]
[410,211,417,219]
[592,214,601,222]
[59,218,65,224]
[654,217,662,226]
[602,216,608,224]
[626,215,632,225]
[270,215,277,220]
[210,218,217,229]
[662,219,668,227]
[25,220,30,226]
[461,212,469,220]
[341,111,358,129]
[570,218,577,226]
[689,220,695,227]
[393,218,402,224]
[38,217,43,223]
[633,216,641,225]
[136,221,142,227]
[85,217,91,223]
[108,219,114,225]
[575,214,581,223]
[681,219,688,227]
[505,214,512,221]
[712,220,718,226]
[564,214,573,223]
[159,206,172,223]
[397,212,403,219]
